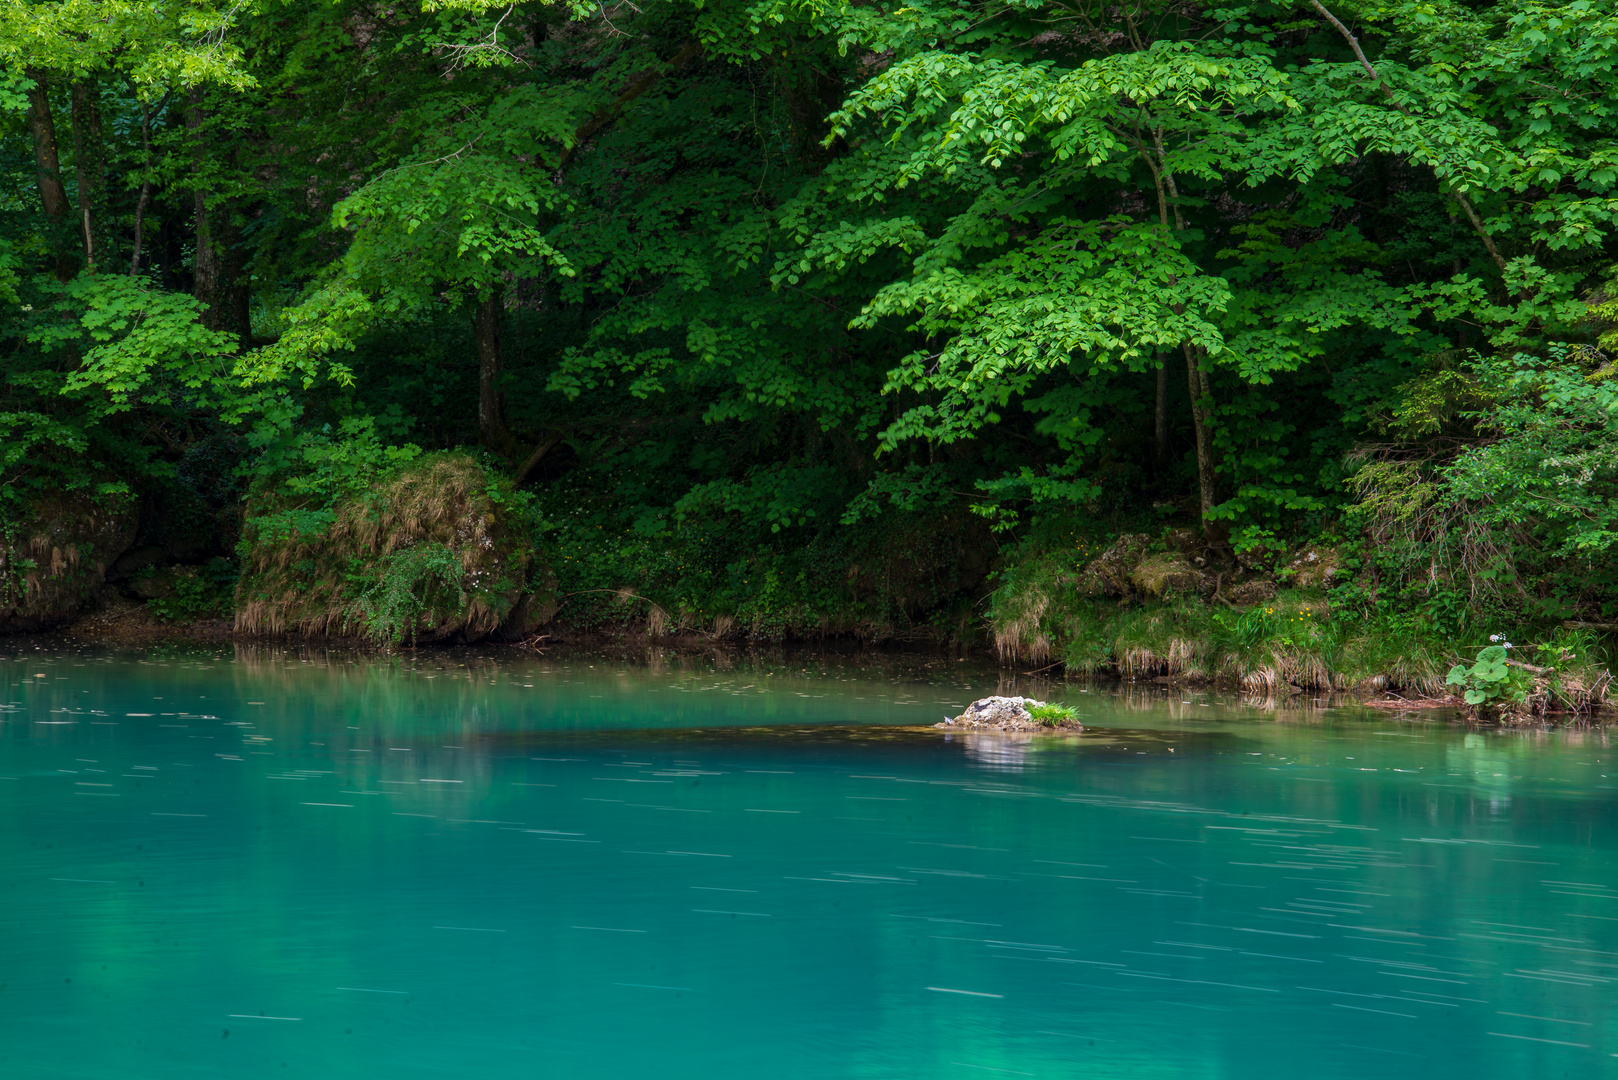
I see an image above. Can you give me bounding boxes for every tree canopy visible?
[4,0,1617,629]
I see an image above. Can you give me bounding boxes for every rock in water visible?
[935,696,1083,732]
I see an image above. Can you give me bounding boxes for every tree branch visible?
[1308,0,1509,275]
[513,429,566,486]
[558,40,704,172]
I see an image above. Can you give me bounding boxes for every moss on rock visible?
[235,453,551,643]
[1131,552,1203,598]
[1284,546,1341,593]
[1076,533,1151,597]
[1,493,137,632]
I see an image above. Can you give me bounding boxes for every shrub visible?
[147,558,239,622]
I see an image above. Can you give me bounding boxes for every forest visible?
[2,0,1617,701]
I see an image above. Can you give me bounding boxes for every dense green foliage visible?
[2,0,1616,661]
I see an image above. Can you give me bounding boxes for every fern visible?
[347,544,466,644]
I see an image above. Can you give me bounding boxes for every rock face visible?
[934,696,1083,732]
[1,494,138,632]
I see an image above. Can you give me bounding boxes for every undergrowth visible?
[147,558,239,622]
[537,484,991,643]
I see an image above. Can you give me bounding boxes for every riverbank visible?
[19,605,1607,727]
[6,457,1612,724]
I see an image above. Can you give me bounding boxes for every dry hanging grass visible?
[235,454,546,643]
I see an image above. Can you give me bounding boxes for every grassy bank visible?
[984,526,1611,719]
[22,455,1611,723]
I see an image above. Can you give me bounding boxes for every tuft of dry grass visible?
[235,453,547,643]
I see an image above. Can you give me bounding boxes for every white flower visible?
[1490,634,1501,642]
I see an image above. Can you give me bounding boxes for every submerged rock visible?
[934,696,1083,732]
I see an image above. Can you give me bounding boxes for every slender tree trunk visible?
[475,290,508,451]
[188,92,250,348]
[24,69,73,280]
[71,80,107,272]
[1145,143,1218,534]
[1183,343,1217,528]
[130,91,168,275]
[194,188,223,310]
[1154,357,1169,469]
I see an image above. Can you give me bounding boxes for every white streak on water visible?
[1486,1032,1590,1048]
[926,987,1002,998]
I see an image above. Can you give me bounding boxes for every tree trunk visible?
[71,80,107,272]
[189,93,250,348]
[1154,357,1169,470]
[475,290,508,451]
[1183,343,1218,533]
[23,69,73,280]
[194,189,223,314]
[192,195,251,345]
[130,91,168,275]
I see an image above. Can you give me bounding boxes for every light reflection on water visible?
[1,642,1615,1078]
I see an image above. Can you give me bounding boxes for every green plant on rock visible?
[1028,703,1079,728]
[347,543,467,645]
[1446,645,1530,711]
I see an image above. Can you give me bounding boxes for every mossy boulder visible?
[236,453,552,643]
[1076,533,1151,597]
[1131,552,1203,598]
[935,696,1083,732]
[1162,527,1204,557]
[1284,546,1341,594]
[1226,577,1278,606]
[1,494,138,632]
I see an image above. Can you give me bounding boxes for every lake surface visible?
[2,643,1616,1078]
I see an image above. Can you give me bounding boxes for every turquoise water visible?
[3,644,1617,1078]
